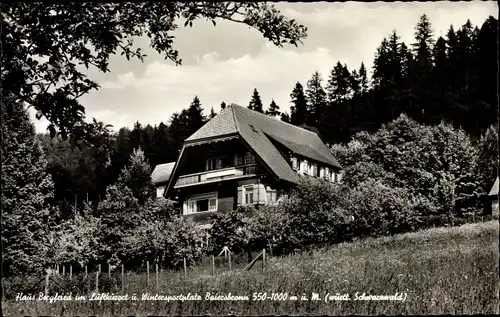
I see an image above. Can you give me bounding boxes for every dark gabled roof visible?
[185,106,238,142]
[151,162,176,185]
[233,105,340,168]
[178,104,341,185]
[489,177,499,196]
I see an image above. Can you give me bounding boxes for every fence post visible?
[262,248,266,271]
[85,265,88,278]
[211,255,215,277]
[147,261,150,287]
[121,264,125,293]
[228,252,232,271]
[62,265,65,276]
[183,258,187,279]
[98,264,101,274]
[155,263,159,289]
[95,270,99,293]
[70,265,72,279]
[108,262,111,279]
[45,268,51,295]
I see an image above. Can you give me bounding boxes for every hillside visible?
[4,220,499,316]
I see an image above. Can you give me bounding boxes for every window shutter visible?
[257,184,267,205]
[237,186,242,206]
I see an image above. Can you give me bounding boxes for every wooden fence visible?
[45,248,268,293]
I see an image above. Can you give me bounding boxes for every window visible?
[216,158,223,169]
[313,164,318,177]
[185,192,218,214]
[324,168,330,180]
[308,163,313,175]
[206,158,215,171]
[291,157,298,170]
[245,152,255,164]
[243,185,254,204]
[334,172,339,183]
[235,154,243,166]
[266,187,277,204]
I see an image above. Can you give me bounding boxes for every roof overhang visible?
[184,133,240,147]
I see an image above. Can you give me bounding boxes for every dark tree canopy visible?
[1,2,307,141]
[265,99,281,117]
[289,81,308,126]
[248,88,264,113]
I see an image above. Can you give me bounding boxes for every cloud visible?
[82,43,340,131]
[30,2,497,134]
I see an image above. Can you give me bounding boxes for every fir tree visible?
[186,96,206,131]
[358,62,369,93]
[372,38,390,89]
[326,62,352,104]
[209,107,216,119]
[96,149,154,263]
[290,81,308,126]
[220,101,226,110]
[1,97,58,276]
[117,148,155,205]
[248,88,264,113]
[305,71,327,126]
[281,112,291,123]
[265,99,281,117]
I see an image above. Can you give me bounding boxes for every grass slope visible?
[4,220,499,316]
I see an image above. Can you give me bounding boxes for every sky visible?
[30,1,498,133]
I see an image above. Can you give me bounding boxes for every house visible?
[151,162,175,198]
[152,104,343,226]
[487,176,499,217]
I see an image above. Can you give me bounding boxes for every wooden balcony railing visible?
[175,164,257,187]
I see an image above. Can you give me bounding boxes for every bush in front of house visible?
[120,200,205,270]
[208,206,255,255]
[343,180,420,238]
[49,201,102,270]
[244,204,292,256]
[276,178,353,251]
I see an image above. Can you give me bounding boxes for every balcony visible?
[175,164,257,188]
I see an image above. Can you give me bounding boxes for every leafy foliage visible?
[208,207,254,254]
[121,215,204,269]
[476,125,499,192]
[332,113,484,222]
[50,202,102,268]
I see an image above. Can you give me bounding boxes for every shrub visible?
[208,207,254,254]
[343,180,418,238]
[278,178,353,251]
[122,215,204,270]
[50,202,102,268]
[238,204,291,256]
[332,113,484,225]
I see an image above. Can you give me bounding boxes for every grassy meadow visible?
[4,220,499,316]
